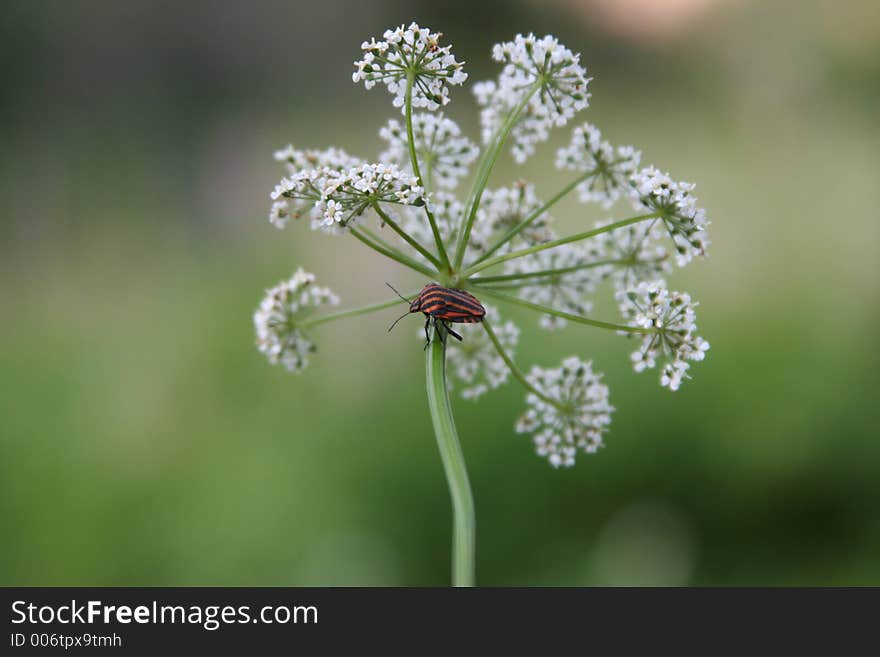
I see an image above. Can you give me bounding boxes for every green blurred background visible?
[2,0,878,586]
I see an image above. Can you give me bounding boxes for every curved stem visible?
[300,294,415,328]
[350,227,438,279]
[471,258,626,285]
[463,213,661,277]
[356,225,408,255]
[482,320,562,409]
[406,72,451,269]
[371,202,441,269]
[426,327,475,587]
[475,287,656,335]
[453,82,541,269]
[472,170,598,265]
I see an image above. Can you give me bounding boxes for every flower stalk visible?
[453,82,541,269]
[476,287,656,335]
[350,227,438,278]
[425,327,475,587]
[482,320,562,409]
[463,212,662,277]
[406,72,451,270]
[473,169,598,265]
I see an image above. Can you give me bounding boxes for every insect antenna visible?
[387,310,412,333]
[385,282,412,303]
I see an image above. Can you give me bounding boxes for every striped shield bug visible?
[387,283,486,347]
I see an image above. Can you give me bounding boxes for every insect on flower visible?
[257,20,715,587]
[387,283,486,347]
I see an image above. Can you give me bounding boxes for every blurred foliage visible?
[1,0,878,585]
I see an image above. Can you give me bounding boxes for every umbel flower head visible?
[254,269,339,373]
[515,358,613,468]
[631,166,709,266]
[556,122,641,208]
[478,182,556,251]
[353,22,467,111]
[444,305,519,400]
[618,281,710,391]
[380,113,478,189]
[257,22,712,468]
[475,34,591,163]
[270,163,427,234]
[268,146,362,230]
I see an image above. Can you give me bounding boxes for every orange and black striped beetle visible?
[388,283,486,347]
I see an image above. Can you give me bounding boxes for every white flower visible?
[515,357,613,467]
[308,163,427,232]
[353,23,467,112]
[273,145,361,177]
[476,182,556,254]
[592,219,671,293]
[556,123,641,208]
[268,200,291,229]
[476,34,591,163]
[630,166,709,266]
[445,306,519,400]
[379,113,478,189]
[254,269,340,373]
[502,243,604,330]
[617,281,710,391]
[269,169,334,232]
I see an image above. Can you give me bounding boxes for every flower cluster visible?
[257,23,712,469]
[379,114,478,189]
[270,163,426,234]
[445,306,519,400]
[631,167,709,266]
[515,358,613,467]
[320,163,427,227]
[352,23,467,111]
[475,34,591,163]
[617,281,710,391]
[478,183,555,249]
[268,146,362,230]
[254,269,339,373]
[273,145,361,177]
[556,123,641,208]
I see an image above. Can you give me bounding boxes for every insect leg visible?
[444,322,463,342]
[423,315,431,350]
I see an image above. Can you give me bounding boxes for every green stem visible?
[476,288,656,335]
[350,227,438,279]
[406,72,451,270]
[357,225,407,255]
[471,258,626,285]
[371,202,442,269]
[425,327,475,587]
[300,295,414,328]
[463,213,661,277]
[481,320,562,409]
[473,170,598,266]
[453,82,541,269]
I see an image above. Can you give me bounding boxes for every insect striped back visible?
[412,284,486,324]
[386,282,486,346]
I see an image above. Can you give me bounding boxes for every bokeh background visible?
[2,0,878,586]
